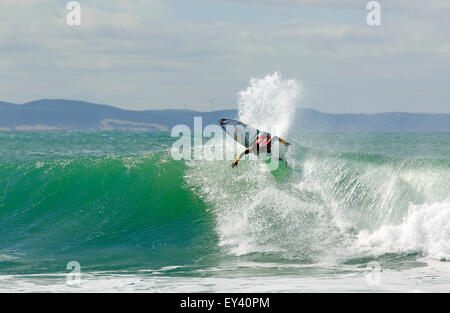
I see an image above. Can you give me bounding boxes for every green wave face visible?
[0,131,449,275]
[0,138,218,273]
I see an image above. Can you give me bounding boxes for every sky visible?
[0,0,449,113]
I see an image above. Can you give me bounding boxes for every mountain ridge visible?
[1,99,449,132]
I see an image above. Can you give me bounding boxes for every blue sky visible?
[0,0,449,113]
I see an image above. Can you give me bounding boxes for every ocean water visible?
[1,73,449,292]
[0,130,449,292]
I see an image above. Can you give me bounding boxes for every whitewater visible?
[0,73,449,292]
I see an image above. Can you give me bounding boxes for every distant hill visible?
[0,99,236,131]
[0,99,449,132]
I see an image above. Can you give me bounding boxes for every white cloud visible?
[0,0,449,113]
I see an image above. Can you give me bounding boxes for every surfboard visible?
[219,118,259,148]
[219,118,290,160]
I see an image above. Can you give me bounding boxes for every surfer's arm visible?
[271,136,289,146]
[232,148,250,168]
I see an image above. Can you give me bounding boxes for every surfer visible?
[232,133,272,168]
[219,118,290,168]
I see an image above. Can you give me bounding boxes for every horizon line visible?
[2,98,450,116]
